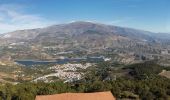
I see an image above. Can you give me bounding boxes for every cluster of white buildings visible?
[49,63,92,71]
[33,63,92,83]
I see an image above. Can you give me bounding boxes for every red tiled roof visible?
[36,91,115,100]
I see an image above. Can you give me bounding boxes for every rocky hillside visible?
[0,21,170,64]
[0,21,159,44]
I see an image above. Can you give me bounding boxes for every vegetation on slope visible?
[0,61,170,100]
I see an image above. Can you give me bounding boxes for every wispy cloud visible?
[107,17,133,25]
[110,19,125,24]
[0,4,54,33]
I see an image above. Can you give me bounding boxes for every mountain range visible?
[1,21,169,43]
[0,21,170,64]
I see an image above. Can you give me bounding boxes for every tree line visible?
[0,61,170,100]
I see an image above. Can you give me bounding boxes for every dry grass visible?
[159,70,170,78]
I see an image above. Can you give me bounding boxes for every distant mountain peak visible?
[1,21,170,45]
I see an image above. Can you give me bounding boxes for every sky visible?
[0,0,169,33]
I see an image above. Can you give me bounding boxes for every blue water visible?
[15,57,104,66]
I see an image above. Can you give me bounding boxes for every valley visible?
[1,22,170,65]
[0,22,170,84]
[0,22,170,100]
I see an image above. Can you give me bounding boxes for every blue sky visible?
[0,0,169,33]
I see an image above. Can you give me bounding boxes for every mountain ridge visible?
[1,21,169,42]
[0,21,170,64]
[0,21,165,42]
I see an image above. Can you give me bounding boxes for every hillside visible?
[0,22,170,64]
[0,21,158,43]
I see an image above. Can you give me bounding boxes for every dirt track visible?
[159,70,170,78]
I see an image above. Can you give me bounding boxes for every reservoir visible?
[15,57,104,66]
